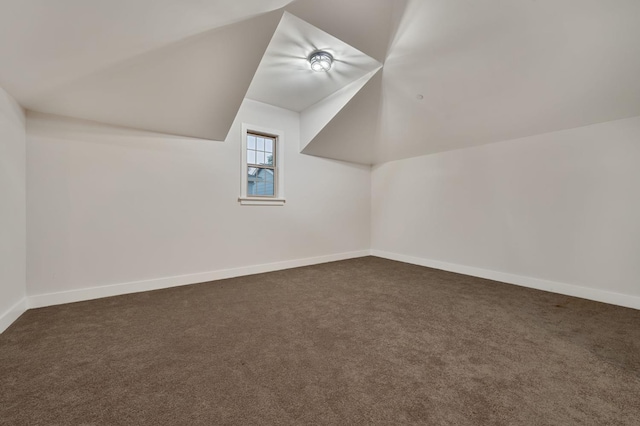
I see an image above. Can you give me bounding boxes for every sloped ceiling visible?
[245,12,381,113]
[376,0,640,163]
[1,0,640,164]
[0,0,294,105]
[300,69,381,154]
[284,0,402,63]
[301,71,383,165]
[24,12,282,140]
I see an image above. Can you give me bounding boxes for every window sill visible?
[238,197,286,206]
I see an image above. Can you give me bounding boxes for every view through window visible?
[246,132,276,197]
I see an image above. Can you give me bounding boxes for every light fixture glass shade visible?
[309,51,333,72]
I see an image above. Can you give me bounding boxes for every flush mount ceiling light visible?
[308,51,334,72]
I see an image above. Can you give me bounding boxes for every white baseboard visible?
[9,248,636,334]
[28,250,371,310]
[371,250,640,311]
[0,298,28,334]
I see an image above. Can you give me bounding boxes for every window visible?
[239,124,285,206]
[247,133,275,196]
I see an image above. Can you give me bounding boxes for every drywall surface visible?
[372,116,640,303]
[27,99,371,298]
[0,87,26,328]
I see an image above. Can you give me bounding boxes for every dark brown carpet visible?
[1,257,639,425]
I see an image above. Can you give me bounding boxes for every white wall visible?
[0,87,27,331]
[27,99,371,304]
[372,116,640,308]
[20,96,640,313]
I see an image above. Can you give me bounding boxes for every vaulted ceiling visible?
[1,0,639,165]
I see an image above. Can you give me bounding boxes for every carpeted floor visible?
[1,257,639,425]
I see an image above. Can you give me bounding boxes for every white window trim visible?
[239,123,285,206]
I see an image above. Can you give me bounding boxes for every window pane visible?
[265,170,274,184]
[246,167,275,196]
[257,151,265,165]
[247,135,256,150]
[247,167,257,195]
[247,150,256,164]
[257,137,265,151]
[265,138,273,153]
[264,179,274,196]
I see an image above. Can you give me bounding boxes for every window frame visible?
[239,123,285,206]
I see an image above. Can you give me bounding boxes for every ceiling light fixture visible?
[308,51,333,72]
